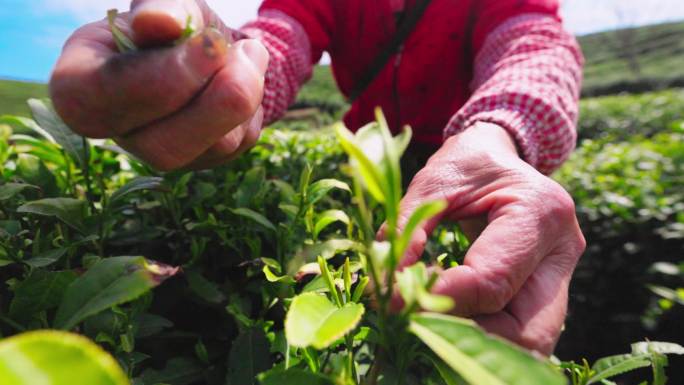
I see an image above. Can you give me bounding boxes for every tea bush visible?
[553,130,684,380]
[2,100,683,384]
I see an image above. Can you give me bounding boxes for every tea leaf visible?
[285,292,364,349]
[0,183,38,201]
[28,98,89,168]
[314,210,350,238]
[589,354,651,383]
[631,341,684,355]
[107,9,137,53]
[138,357,203,385]
[24,247,68,268]
[0,330,129,385]
[307,179,350,205]
[396,200,446,260]
[396,262,453,313]
[18,198,86,233]
[110,176,166,204]
[9,270,78,323]
[54,256,179,330]
[410,313,565,385]
[258,368,334,385]
[230,207,277,232]
[226,328,273,385]
[186,269,226,304]
[335,124,386,203]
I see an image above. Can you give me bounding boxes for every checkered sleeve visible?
[240,9,314,125]
[444,13,584,175]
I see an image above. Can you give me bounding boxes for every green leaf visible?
[409,313,565,385]
[631,341,684,355]
[431,356,469,385]
[138,357,203,385]
[134,313,173,338]
[258,369,334,385]
[107,9,137,53]
[0,115,51,138]
[314,210,350,238]
[0,330,129,385]
[54,256,179,330]
[17,198,86,233]
[28,98,89,168]
[589,354,651,383]
[263,265,296,284]
[285,292,365,349]
[335,124,386,203]
[186,270,226,303]
[0,183,37,201]
[226,328,273,385]
[9,270,78,323]
[110,176,165,204]
[230,208,276,232]
[396,263,453,313]
[396,200,447,260]
[296,239,359,262]
[24,247,69,268]
[307,179,350,205]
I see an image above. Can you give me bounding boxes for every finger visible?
[473,248,579,355]
[116,39,269,171]
[184,106,263,169]
[432,189,582,317]
[50,26,228,138]
[130,0,205,47]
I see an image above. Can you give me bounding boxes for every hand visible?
[397,122,586,355]
[49,0,269,171]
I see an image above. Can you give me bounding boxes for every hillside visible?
[1,20,683,117]
[580,21,684,96]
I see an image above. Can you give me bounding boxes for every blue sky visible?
[1,0,684,82]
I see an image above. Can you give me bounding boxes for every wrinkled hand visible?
[49,0,269,170]
[398,122,586,355]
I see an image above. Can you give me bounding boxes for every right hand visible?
[49,0,270,170]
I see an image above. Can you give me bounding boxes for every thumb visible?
[130,0,205,47]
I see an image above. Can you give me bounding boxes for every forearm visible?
[445,13,584,175]
[240,9,314,124]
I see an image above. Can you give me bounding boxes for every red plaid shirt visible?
[239,0,583,174]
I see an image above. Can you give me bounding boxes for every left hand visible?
[396,122,586,355]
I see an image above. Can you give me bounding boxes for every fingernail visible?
[193,28,227,59]
[131,0,205,46]
[238,39,270,75]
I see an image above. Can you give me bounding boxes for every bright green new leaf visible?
[396,200,447,260]
[409,313,565,385]
[314,210,350,238]
[0,330,129,385]
[107,9,137,53]
[396,262,453,313]
[307,179,350,205]
[28,98,89,168]
[230,208,277,232]
[335,124,386,203]
[589,354,651,384]
[631,341,684,355]
[263,265,296,284]
[285,293,364,349]
[258,368,334,385]
[295,239,360,263]
[110,177,165,204]
[54,256,179,330]
[18,198,86,233]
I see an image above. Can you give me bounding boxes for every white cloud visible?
[36,0,261,27]
[561,0,684,35]
[34,0,684,37]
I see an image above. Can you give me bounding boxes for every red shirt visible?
[258,0,561,144]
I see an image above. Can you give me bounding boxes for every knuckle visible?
[215,74,259,123]
[477,269,516,314]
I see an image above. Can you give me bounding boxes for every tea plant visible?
[1,99,682,384]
